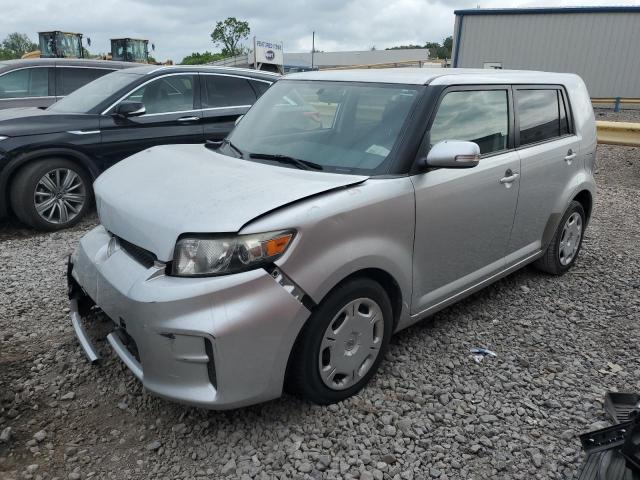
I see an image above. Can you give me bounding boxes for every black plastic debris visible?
[578,392,640,480]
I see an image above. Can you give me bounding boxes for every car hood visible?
[94,144,368,261]
[0,108,100,136]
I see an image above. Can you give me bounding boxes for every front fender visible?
[241,177,416,327]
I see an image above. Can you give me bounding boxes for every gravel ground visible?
[1,111,639,480]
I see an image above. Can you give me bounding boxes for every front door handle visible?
[565,149,576,164]
[499,170,520,184]
[177,116,200,123]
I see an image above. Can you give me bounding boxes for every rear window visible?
[517,89,570,146]
[56,67,113,96]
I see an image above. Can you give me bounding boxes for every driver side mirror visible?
[421,140,481,169]
[113,101,146,118]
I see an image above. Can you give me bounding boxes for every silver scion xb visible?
[68,68,596,409]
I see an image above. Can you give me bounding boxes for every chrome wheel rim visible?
[559,212,583,266]
[318,297,385,391]
[34,168,86,225]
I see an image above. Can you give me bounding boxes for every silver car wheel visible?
[558,212,582,266]
[34,168,86,225]
[318,297,385,391]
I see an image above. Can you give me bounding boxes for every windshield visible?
[225,80,421,175]
[48,70,142,114]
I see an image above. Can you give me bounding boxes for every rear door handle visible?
[565,149,576,163]
[499,172,520,184]
[177,116,200,123]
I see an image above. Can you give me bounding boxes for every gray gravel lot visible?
[1,112,639,480]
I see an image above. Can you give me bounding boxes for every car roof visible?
[283,68,580,86]
[0,58,139,70]
[122,64,281,82]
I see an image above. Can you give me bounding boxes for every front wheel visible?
[10,158,92,231]
[287,278,393,405]
[534,200,586,275]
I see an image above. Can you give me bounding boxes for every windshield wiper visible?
[249,153,324,171]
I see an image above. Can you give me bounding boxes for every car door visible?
[99,73,204,166]
[199,73,263,141]
[507,86,581,262]
[0,66,55,109]
[410,86,521,315]
[54,65,115,101]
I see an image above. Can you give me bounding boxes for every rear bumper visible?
[69,225,311,409]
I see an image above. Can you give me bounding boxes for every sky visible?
[1,0,639,62]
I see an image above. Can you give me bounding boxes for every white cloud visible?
[0,0,638,62]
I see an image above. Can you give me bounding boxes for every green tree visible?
[386,44,424,50]
[180,51,225,65]
[211,17,250,57]
[2,32,38,58]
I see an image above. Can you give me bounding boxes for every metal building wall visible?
[453,10,640,98]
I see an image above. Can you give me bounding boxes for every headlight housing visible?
[0,136,8,142]
[172,230,295,277]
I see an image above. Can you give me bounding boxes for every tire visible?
[287,277,393,405]
[9,158,92,231]
[534,200,586,275]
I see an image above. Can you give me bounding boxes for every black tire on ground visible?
[9,158,93,231]
[534,200,586,275]
[287,277,393,405]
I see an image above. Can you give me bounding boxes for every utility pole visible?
[311,31,315,70]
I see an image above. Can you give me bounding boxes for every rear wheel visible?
[534,201,586,275]
[10,158,92,231]
[287,278,393,405]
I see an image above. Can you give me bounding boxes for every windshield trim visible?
[225,79,427,176]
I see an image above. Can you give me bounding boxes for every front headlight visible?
[172,230,295,277]
[0,136,8,142]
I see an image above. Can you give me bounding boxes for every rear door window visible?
[430,89,510,155]
[517,89,570,146]
[202,75,256,108]
[0,67,50,98]
[56,67,113,96]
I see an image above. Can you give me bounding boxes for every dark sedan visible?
[0,65,278,230]
[0,58,136,110]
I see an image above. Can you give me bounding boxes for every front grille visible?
[118,237,157,268]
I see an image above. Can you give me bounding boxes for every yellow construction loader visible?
[22,31,84,59]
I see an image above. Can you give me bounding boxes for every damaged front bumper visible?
[67,225,311,409]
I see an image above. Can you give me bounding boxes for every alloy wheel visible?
[34,168,86,225]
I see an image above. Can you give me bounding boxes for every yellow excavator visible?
[22,31,84,59]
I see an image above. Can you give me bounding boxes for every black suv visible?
[0,58,135,110]
[0,65,278,230]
